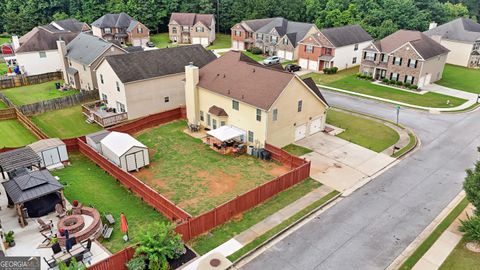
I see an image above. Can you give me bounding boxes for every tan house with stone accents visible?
[168,13,215,46]
[91,12,150,46]
[360,30,449,88]
[184,51,329,148]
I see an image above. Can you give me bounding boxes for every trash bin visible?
[263,151,271,161]
[247,145,254,155]
[55,82,61,89]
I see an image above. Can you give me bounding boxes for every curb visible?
[228,191,342,269]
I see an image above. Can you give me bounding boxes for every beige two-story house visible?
[360,30,449,88]
[230,17,319,60]
[424,18,480,68]
[168,13,215,46]
[91,12,150,46]
[94,45,216,120]
[185,51,329,148]
[58,33,126,91]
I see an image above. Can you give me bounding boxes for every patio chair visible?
[43,257,56,269]
[37,218,53,232]
[104,213,115,225]
[101,224,113,239]
[40,232,56,245]
[81,239,93,261]
[55,204,66,218]
[51,243,62,255]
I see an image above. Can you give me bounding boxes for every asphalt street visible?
[241,91,480,270]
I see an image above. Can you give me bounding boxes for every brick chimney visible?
[57,40,69,83]
[184,62,200,125]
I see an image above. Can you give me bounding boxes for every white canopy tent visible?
[207,125,246,142]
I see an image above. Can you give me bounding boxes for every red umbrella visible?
[120,213,129,241]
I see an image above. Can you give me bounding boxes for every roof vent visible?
[223,74,226,78]
[216,73,220,76]
[189,62,194,66]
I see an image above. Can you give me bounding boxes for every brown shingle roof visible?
[16,27,79,53]
[197,51,295,110]
[373,30,449,60]
[169,13,214,28]
[208,105,228,117]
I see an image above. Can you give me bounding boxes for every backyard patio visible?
[133,120,291,216]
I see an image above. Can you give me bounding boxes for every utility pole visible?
[396,105,401,125]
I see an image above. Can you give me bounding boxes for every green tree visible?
[53,11,69,21]
[464,148,480,212]
[459,214,480,243]
[198,0,215,14]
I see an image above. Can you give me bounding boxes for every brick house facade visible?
[168,13,215,47]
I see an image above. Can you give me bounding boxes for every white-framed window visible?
[381,54,389,63]
[283,38,288,45]
[232,100,239,110]
[100,74,104,84]
[101,93,107,101]
[352,57,357,64]
[306,45,313,53]
[83,65,86,71]
[408,59,417,68]
[207,114,211,126]
[172,27,177,34]
[200,110,204,121]
[137,27,143,34]
[116,101,125,112]
[182,26,189,31]
[116,81,120,92]
[404,75,415,84]
[39,51,47,58]
[256,33,263,39]
[221,121,226,126]
[248,131,254,143]
[235,30,241,36]
[473,42,480,51]
[256,108,261,122]
[104,28,112,34]
[354,44,359,51]
[297,100,303,112]
[212,119,217,129]
[325,48,332,55]
[196,27,204,32]
[271,36,278,43]
[164,96,169,103]
[364,52,375,61]
[393,57,402,66]
[390,72,399,81]
[273,109,278,121]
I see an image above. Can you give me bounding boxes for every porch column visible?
[16,204,26,227]
[59,190,66,208]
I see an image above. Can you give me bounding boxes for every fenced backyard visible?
[0,71,62,89]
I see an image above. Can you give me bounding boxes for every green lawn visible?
[2,80,78,105]
[399,197,469,270]
[437,64,480,94]
[150,33,177,48]
[243,51,266,62]
[439,239,480,270]
[30,104,102,138]
[325,75,467,108]
[227,190,340,262]
[52,153,169,253]
[282,144,313,156]
[134,120,290,215]
[0,119,37,147]
[392,132,417,158]
[188,178,322,255]
[0,36,10,44]
[327,109,399,152]
[0,62,8,75]
[0,100,7,109]
[207,33,231,50]
[301,67,358,84]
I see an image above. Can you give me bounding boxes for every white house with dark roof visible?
[424,18,480,68]
[297,24,373,72]
[57,33,126,91]
[91,12,150,46]
[93,45,216,120]
[11,19,89,75]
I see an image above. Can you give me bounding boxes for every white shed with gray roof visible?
[28,138,68,169]
[100,131,149,172]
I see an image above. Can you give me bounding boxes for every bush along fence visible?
[0,71,62,89]
[17,90,99,116]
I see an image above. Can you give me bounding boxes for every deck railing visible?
[81,100,128,127]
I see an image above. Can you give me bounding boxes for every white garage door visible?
[285,51,293,60]
[277,50,286,59]
[42,148,61,167]
[309,60,318,71]
[192,37,201,45]
[309,117,323,135]
[133,39,141,46]
[299,58,308,69]
[295,124,307,141]
[200,38,209,47]
[232,41,244,50]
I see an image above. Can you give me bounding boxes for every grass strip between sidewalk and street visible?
[227,190,340,262]
[392,132,417,158]
[188,178,321,255]
[399,197,469,270]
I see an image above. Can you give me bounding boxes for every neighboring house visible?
[57,33,126,91]
[298,24,373,72]
[184,51,329,148]
[168,12,216,46]
[360,30,449,88]
[424,18,480,68]
[91,12,150,46]
[11,19,89,75]
[230,17,319,60]
[94,44,216,120]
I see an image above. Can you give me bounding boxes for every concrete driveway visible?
[297,132,395,192]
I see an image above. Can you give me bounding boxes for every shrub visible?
[389,80,396,85]
[251,47,262,54]
[246,47,252,52]
[382,78,389,83]
[127,255,147,270]
[331,67,338,74]
[366,75,373,80]
[409,84,419,90]
[323,68,330,74]
[404,82,411,88]
[356,73,362,78]
[459,214,480,243]
[360,74,367,79]
[395,81,403,86]
[134,222,185,270]
[464,151,480,211]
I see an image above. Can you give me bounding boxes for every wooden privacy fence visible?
[15,108,49,139]
[88,246,135,270]
[0,107,15,120]
[17,90,99,116]
[265,143,307,168]
[0,72,62,89]
[77,138,191,221]
[0,92,14,108]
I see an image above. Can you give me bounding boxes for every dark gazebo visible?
[2,170,64,227]
[0,147,41,179]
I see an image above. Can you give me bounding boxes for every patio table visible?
[52,244,86,264]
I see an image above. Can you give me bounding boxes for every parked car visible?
[263,56,280,65]
[285,64,301,72]
[146,41,155,48]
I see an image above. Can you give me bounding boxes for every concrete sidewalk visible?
[319,84,477,112]
[182,185,335,270]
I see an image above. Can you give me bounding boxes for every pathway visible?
[182,185,335,270]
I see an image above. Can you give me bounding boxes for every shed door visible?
[135,151,145,168]
[125,153,137,171]
[295,124,307,141]
[42,148,61,167]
